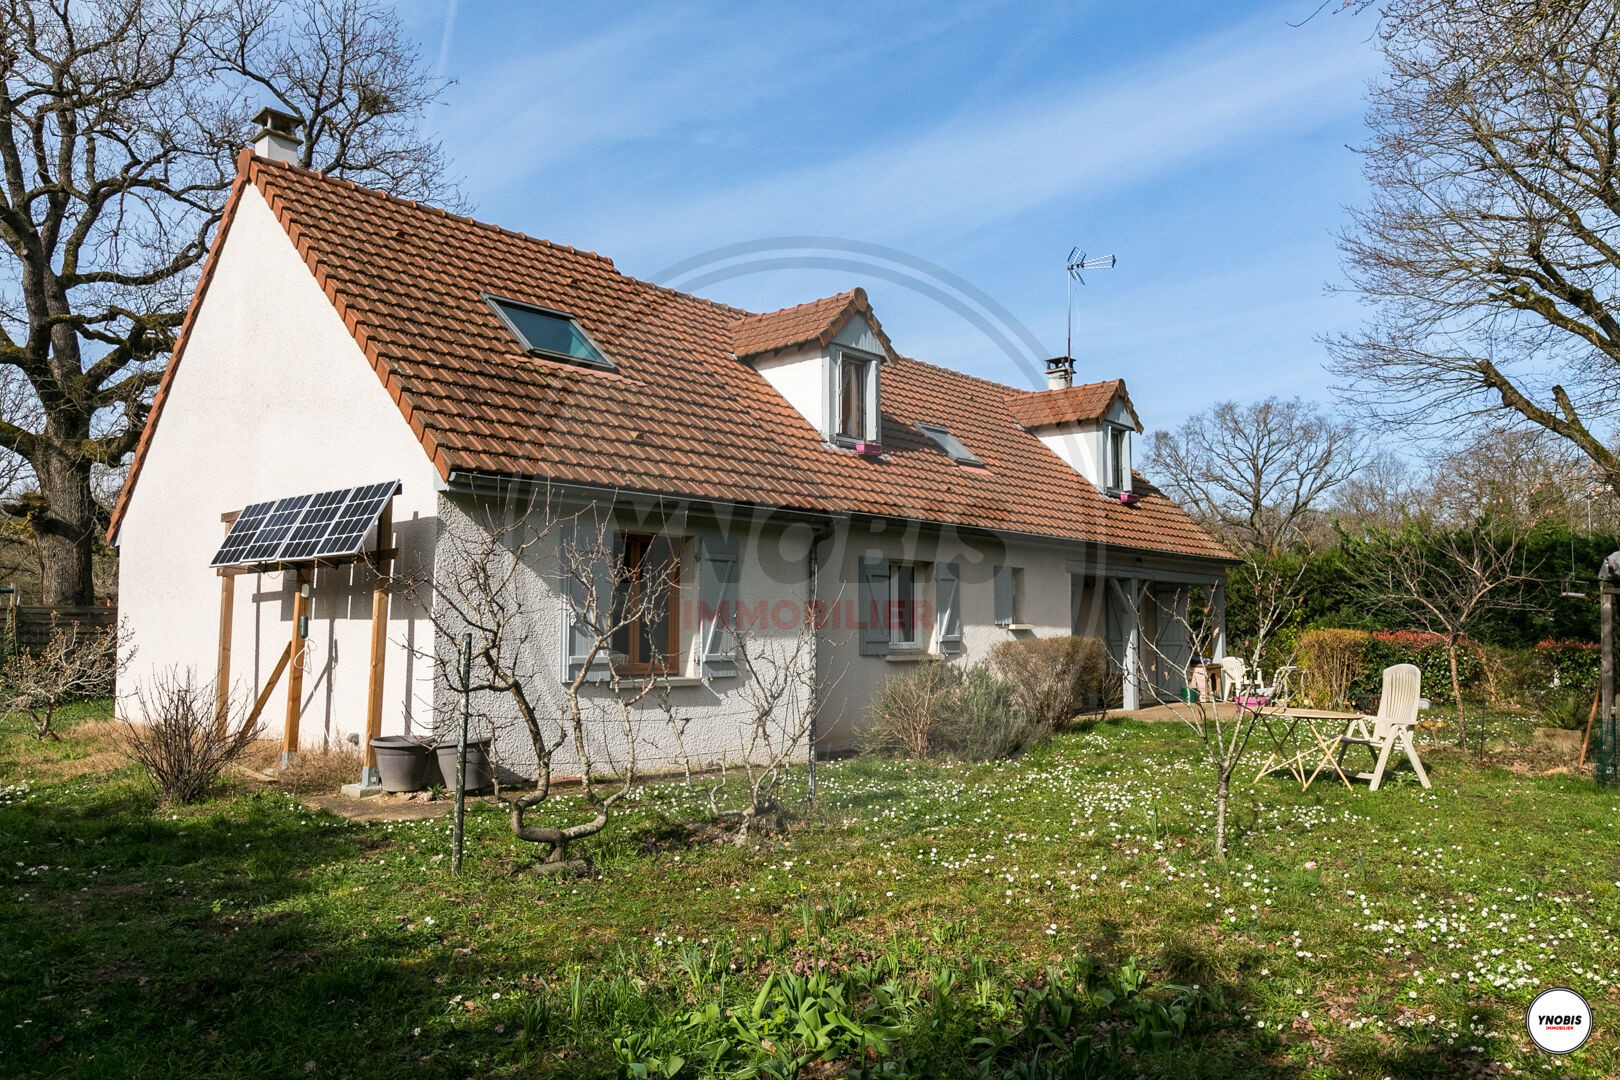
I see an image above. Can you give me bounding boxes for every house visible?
[109,122,1234,783]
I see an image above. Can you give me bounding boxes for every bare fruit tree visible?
[1121,588,1259,859]
[1347,519,1532,748]
[725,627,822,843]
[403,494,678,873]
[0,622,125,740]
[1331,0,1620,486]
[0,0,457,605]
[1145,398,1371,660]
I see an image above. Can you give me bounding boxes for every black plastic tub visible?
[433,737,494,794]
[369,735,431,792]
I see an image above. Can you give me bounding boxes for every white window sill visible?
[576,672,716,686]
[885,651,944,663]
[997,623,1035,632]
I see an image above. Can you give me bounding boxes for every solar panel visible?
[209,500,276,567]
[210,481,400,567]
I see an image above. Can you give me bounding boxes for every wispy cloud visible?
[589,11,1378,259]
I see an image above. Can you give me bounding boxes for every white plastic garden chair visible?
[1217,656,1250,701]
[1315,663,1431,791]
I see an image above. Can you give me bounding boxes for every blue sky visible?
[401,1,1383,433]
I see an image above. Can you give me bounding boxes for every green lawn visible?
[1,707,1616,1078]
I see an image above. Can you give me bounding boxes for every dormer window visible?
[833,346,881,447]
[485,294,614,371]
[917,423,984,467]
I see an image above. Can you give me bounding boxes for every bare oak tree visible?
[1145,397,1371,659]
[0,0,456,604]
[1331,0,1620,486]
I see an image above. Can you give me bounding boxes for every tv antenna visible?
[1066,247,1116,362]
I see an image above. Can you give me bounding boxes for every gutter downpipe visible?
[807,521,836,805]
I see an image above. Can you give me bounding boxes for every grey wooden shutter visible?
[699,536,739,677]
[936,560,962,652]
[993,564,1014,626]
[859,555,890,656]
[560,520,615,680]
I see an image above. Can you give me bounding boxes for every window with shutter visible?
[698,536,739,677]
[611,533,681,675]
[561,521,616,680]
[936,561,962,652]
[993,564,1025,627]
[858,556,890,656]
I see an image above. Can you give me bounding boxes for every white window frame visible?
[831,345,882,446]
[1105,423,1131,492]
[888,560,925,648]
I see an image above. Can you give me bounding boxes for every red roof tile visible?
[730,289,895,359]
[109,155,1232,564]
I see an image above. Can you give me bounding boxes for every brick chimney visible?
[1044,355,1074,391]
[251,107,304,164]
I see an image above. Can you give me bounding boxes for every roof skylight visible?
[485,295,613,370]
[917,423,984,467]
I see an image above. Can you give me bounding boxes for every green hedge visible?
[1534,639,1601,692]
[1337,631,1482,706]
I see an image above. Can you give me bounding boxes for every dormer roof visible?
[730,288,897,360]
[1005,379,1143,433]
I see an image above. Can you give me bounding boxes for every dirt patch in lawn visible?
[299,791,503,822]
[20,719,131,782]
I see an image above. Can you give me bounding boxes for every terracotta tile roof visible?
[730,289,897,359]
[109,154,1233,565]
[1006,379,1143,433]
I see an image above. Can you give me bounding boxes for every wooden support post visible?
[361,501,393,786]
[1602,587,1615,783]
[282,569,310,767]
[213,510,240,735]
[1580,685,1599,767]
[214,573,235,734]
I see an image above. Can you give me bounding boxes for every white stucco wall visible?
[116,184,441,748]
[753,344,825,436]
[813,523,1112,748]
[1033,399,1135,493]
[429,493,817,779]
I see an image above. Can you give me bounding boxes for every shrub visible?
[931,661,1038,760]
[987,635,1111,728]
[1537,688,1591,731]
[862,662,957,759]
[121,669,263,805]
[1296,628,1368,707]
[863,661,1038,761]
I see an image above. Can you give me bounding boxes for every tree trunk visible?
[32,447,97,607]
[1447,643,1466,749]
[1214,771,1229,859]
